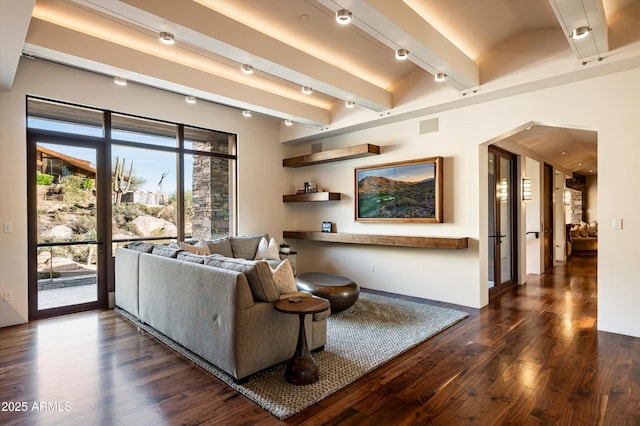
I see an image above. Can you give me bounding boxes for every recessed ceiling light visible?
[114,76,127,86]
[301,86,313,95]
[159,32,175,45]
[240,64,254,74]
[345,100,355,108]
[336,9,352,25]
[571,26,590,40]
[395,49,409,60]
[435,72,446,82]
[242,110,252,117]
[561,151,567,155]
[185,96,196,104]
[578,163,583,166]
[284,119,293,126]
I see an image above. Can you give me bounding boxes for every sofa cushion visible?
[230,234,267,259]
[177,251,205,264]
[151,245,182,258]
[204,255,279,302]
[180,240,210,255]
[588,221,598,237]
[254,237,280,260]
[205,236,234,257]
[126,242,155,253]
[270,258,297,294]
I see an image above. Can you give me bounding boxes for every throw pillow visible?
[180,240,211,255]
[230,234,267,259]
[254,237,280,260]
[588,221,598,237]
[205,236,234,257]
[569,225,579,237]
[578,222,589,237]
[270,259,297,295]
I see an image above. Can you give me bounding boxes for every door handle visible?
[488,234,507,244]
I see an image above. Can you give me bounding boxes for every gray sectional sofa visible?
[115,234,329,382]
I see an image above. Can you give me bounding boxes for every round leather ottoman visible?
[296,272,359,314]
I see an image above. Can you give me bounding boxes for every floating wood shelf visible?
[282,231,468,249]
[283,192,341,202]
[283,143,380,168]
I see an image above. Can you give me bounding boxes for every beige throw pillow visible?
[254,237,280,260]
[578,222,589,237]
[270,259,297,295]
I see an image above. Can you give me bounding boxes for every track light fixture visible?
[159,32,175,45]
[114,76,127,86]
[301,86,313,95]
[345,100,355,108]
[571,26,590,40]
[395,49,409,60]
[336,9,352,25]
[240,64,254,74]
[242,110,252,117]
[284,119,293,126]
[434,72,446,82]
[185,96,196,104]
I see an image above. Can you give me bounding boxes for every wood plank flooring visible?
[1,255,639,425]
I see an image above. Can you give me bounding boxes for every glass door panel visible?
[488,147,517,295]
[499,156,513,286]
[34,142,101,313]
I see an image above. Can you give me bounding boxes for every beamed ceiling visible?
[3,0,640,175]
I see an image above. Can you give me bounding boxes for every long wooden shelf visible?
[283,143,380,167]
[283,231,468,249]
[283,192,341,202]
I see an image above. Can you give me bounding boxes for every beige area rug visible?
[116,292,468,419]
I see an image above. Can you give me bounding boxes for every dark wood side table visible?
[274,297,330,385]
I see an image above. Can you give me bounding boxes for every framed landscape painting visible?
[355,157,442,223]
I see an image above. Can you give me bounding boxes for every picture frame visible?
[355,156,443,223]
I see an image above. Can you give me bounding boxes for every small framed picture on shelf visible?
[321,221,332,233]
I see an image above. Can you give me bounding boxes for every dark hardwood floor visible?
[1,254,639,425]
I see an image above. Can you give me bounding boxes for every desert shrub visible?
[61,176,93,205]
[37,173,54,185]
[72,216,95,234]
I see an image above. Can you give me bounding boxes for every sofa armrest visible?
[115,247,141,318]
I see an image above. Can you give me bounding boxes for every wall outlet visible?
[3,291,13,302]
[3,222,12,233]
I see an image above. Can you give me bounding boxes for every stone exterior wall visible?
[191,140,230,239]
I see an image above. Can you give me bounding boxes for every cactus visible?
[113,156,133,205]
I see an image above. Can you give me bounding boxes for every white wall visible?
[2,59,639,338]
[283,66,640,337]
[0,58,289,327]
